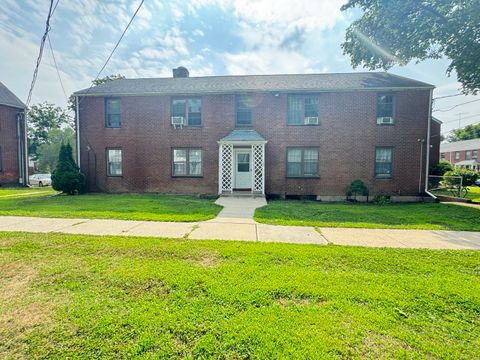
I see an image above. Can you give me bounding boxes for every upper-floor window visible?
[171,98,202,126]
[107,148,122,176]
[466,150,472,160]
[287,147,319,177]
[377,94,394,125]
[236,95,253,126]
[473,150,478,159]
[375,147,393,178]
[105,98,121,128]
[287,95,319,125]
[440,152,445,159]
[172,148,202,176]
[455,151,460,160]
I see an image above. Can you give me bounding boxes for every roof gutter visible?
[424,88,437,201]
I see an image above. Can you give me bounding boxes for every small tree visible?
[444,169,478,187]
[346,180,369,202]
[51,144,85,195]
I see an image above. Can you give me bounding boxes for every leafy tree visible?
[27,103,73,160]
[447,123,480,142]
[68,74,125,112]
[37,127,75,173]
[51,144,85,195]
[341,0,480,94]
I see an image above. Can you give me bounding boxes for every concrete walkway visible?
[0,197,479,249]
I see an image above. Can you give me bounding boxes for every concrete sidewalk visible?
[0,215,480,249]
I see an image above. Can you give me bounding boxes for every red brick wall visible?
[0,105,21,185]
[442,148,480,164]
[78,89,431,196]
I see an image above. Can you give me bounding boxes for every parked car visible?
[29,174,52,187]
[475,178,480,186]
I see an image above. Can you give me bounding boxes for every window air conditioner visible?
[171,116,185,127]
[304,116,319,125]
[377,116,394,124]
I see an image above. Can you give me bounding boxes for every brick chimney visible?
[172,66,189,78]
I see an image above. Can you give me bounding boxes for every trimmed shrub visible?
[346,180,369,201]
[430,160,454,176]
[51,143,85,195]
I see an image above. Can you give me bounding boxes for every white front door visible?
[234,150,251,189]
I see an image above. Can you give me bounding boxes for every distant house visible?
[73,69,439,201]
[440,138,480,171]
[0,81,28,186]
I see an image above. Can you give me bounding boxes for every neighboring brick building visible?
[440,138,480,171]
[74,70,439,200]
[0,81,28,186]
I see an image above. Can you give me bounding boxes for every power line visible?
[26,0,54,107]
[433,93,463,100]
[441,113,480,124]
[47,34,68,102]
[442,121,480,133]
[433,99,480,112]
[79,0,144,101]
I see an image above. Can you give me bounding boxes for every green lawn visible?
[255,201,480,231]
[0,186,57,199]
[1,232,478,359]
[0,193,221,222]
[466,186,480,203]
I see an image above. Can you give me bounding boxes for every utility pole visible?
[454,112,468,128]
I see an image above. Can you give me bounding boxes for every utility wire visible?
[433,93,463,100]
[47,34,68,102]
[433,99,480,112]
[79,0,144,102]
[441,113,480,124]
[26,0,54,107]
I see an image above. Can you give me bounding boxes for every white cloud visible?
[223,49,315,75]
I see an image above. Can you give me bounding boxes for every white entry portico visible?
[218,130,267,195]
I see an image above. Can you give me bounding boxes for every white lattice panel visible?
[252,144,264,193]
[220,144,233,192]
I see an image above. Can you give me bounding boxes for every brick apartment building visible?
[74,70,439,200]
[0,81,28,186]
[440,138,480,171]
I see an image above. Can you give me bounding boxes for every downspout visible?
[75,96,81,168]
[16,112,24,185]
[424,88,436,200]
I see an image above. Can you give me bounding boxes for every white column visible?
[218,144,223,194]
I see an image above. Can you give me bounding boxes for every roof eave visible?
[74,85,435,97]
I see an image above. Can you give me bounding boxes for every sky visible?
[0,0,478,137]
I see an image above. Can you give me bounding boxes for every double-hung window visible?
[473,150,478,159]
[455,152,460,160]
[375,147,393,178]
[287,95,319,125]
[171,98,202,126]
[172,148,202,176]
[107,148,122,176]
[105,98,121,128]
[377,95,394,124]
[287,147,319,177]
[466,150,472,160]
[236,95,253,126]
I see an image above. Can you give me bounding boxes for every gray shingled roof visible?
[0,81,25,109]
[440,138,480,152]
[220,130,266,142]
[74,72,434,96]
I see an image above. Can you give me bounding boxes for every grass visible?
[466,186,480,203]
[1,232,479,359]
[0,186,57,199]
[255,201,480,231]
[0,193,222,222]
